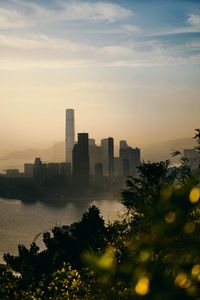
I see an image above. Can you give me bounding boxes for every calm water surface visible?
[0,197,123,263]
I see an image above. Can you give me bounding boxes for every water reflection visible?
[0,197,122,263]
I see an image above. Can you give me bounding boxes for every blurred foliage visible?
[0,129,200,299]
[194,129,200,152]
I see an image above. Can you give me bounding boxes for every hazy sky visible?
[0,0,200,153]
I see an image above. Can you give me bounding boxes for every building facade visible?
[101,137,114,180]
[119,141,141,178]
[73,133,90,190]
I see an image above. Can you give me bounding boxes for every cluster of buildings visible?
[2,109,141,192]
[2,109,199,193]
[65,109,141,190]
[28,109,140,191]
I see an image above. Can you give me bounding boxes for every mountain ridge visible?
[2,137,195,163]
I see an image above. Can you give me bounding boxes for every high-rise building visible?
[101,137,114,180]
[60,162,71,177]
[46,163,60,178]
[33,157,46,182]
[89,139,103,175]
[120,140,128,149]
[95,163,103,187]
[72,133,90,190]
[119,141,141,177]
[65,109,75,167]
[114,157,120,177]
[24,163,34,178]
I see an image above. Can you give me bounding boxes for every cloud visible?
[142,14,200,38]
[0,7,28,29]
[96,45,135,58]
[59,1,132,23]
[144,27,200,38]
[0,0,132,29]
[187,14,200,29]
[121,24,142,34]
[186,39,200,50]
[1,54,198,71]
[0,34,93,51]
[0,1,53,29]
[0,33,137,66]
[0,58,91,71]
[0,32,199,71]
[0,6,199,72]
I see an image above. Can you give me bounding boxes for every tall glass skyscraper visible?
[65,109,75,166]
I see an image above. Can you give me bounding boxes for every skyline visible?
[0,0,200,153]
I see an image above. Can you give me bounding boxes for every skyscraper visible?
[33,157,46,182]
[101,137,114,180]
[72,133,90,190]
[119,141,141,178]
[65,109,75,167]
[89,139,103,175]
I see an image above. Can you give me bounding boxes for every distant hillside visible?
[5,142,65,162]
[3,137,196,165]
[142,137,196,162]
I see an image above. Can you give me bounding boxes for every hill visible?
[0,137,195,172]
[142,137,195,162]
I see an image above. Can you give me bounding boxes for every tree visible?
[4,206,108,286]
[194,128,200,152]
[116,130,200,299]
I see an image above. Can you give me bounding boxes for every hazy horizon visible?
[0,0,199,153]
[0,134,196,155]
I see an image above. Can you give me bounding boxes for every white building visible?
[65,109,75,168]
